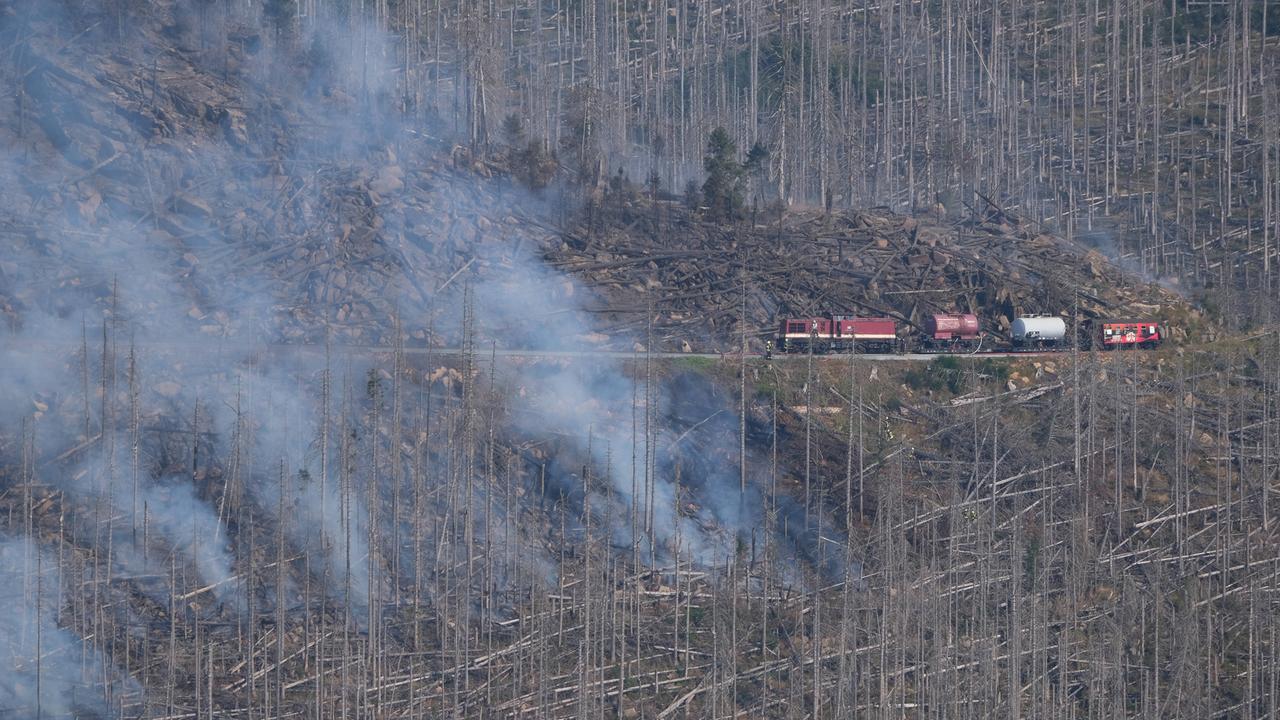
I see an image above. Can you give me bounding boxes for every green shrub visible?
[904,356,964,394]
[976,359,1010,385]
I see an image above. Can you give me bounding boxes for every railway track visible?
[6,338,1078,363]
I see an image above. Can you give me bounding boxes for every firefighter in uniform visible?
[764,340,773,360]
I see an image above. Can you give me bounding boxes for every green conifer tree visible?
[701,127,744,219]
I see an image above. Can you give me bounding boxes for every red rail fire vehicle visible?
[1096,320,1162,349]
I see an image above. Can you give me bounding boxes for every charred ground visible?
[0,2,1276,719]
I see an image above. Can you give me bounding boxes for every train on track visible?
[776,313,1163,354]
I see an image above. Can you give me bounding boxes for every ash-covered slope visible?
[0,6,863,718]
[1,0,563,348]
[0,4,1249,719]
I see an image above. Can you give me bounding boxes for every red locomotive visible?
[778,315,898,353]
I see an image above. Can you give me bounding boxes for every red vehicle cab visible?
[1098,321,1161,349]
[779,317,831,352]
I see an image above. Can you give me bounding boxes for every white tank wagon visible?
[1011,315,1067,348]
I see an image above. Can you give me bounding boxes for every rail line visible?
[6,338,1087,363]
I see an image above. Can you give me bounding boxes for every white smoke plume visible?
[0,536,139,719]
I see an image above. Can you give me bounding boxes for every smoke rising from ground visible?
[464,247,854,575]
[0,4,859,712]
[0,0,446,650]
[0,536,137,719]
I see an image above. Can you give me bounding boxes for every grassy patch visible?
[668,355,719,374]
[904,356,965,394]
[975,359,1011,385]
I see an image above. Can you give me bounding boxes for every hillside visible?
[2,1,562,348]
[1,2,1275,720]
[2,1,1201,354]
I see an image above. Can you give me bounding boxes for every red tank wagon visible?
[1098,321,1161,349]
[923,313,981,350]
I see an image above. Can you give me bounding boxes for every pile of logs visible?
[547,198,1189,351]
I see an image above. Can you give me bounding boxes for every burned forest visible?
[3,0,1280,718]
